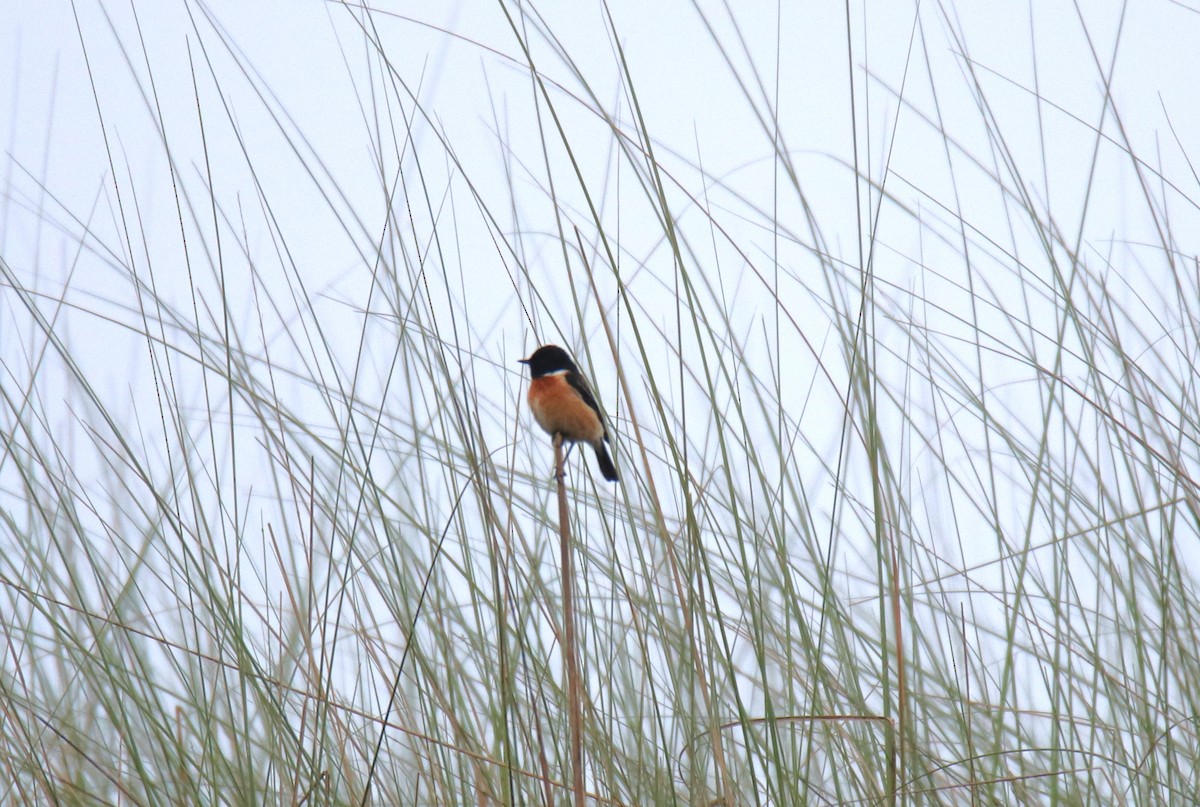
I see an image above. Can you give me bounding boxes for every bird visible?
[519,344,619,482]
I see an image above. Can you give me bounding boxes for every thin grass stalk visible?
[554,433,585,807]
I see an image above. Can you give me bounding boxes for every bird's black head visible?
[519,344,578,378]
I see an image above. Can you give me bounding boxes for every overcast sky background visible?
[6,1,1197,372]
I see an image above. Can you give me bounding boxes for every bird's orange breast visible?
[527,375,605,444]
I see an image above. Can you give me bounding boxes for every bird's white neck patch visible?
[544,368,570,376]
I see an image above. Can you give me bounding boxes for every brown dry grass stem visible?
[554,433,586,807]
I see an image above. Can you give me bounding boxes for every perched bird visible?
[519,344,619,482]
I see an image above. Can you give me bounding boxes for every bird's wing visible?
[566,371,608,438]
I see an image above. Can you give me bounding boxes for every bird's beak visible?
[518,357,530,365]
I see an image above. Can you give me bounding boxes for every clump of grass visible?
[2,2,1197,805]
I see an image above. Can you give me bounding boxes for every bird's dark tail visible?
[593,441,619,482]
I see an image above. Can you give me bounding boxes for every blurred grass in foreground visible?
[1,2,1198,804]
